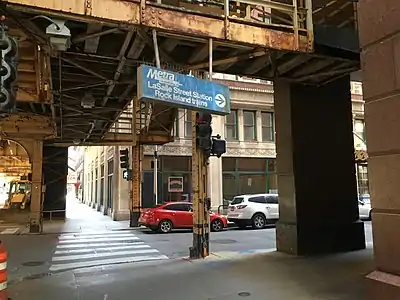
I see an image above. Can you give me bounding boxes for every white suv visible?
[227,193,279,229]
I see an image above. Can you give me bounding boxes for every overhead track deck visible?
[0,0,359,146]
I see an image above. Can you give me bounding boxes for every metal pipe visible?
[154,146,158,205]
[58,54,63,140]
[152,29,161,69]
[292,0,299,50]
[305,0,313,39]
[151,29,160,206]
[209,38,213,81]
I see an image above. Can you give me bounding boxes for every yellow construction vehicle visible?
[4,179,32,210]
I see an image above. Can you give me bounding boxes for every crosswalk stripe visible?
[50,231,169,272]
[49,255,169,272]
[56,241,145,249]
[54,244,151,255]
[59,233,134,240]
[0,228,19,234]
[58,236,140,244]
[52,249,160,262]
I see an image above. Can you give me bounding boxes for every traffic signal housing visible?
[0,29,18,112]
[119,148,129,169]
[211,135,226,158]
[195,112,213,156]
[195,112,227,159]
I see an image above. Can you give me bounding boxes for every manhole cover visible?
[22,261,45,267]
[211,239,236,244]
[238,292,251,297]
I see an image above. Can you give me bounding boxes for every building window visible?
[243,110,256,141]
[357,163,369,195]
[107,159,113,210]
[354,119,365,142]
[222,158,277,200]
[184,110,192,137]
[172,117,179,137]
[261,112,274,141]
[225,110,238,141]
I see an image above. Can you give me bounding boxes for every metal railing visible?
[42,210,66,221]
[108,100,151,136]
[217,204,229,215]
[174,0,313,41]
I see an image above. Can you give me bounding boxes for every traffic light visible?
[119,148,129,169]
[0,26,18,112]
[195,112,213,156]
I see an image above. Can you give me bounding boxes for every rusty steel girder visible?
[2,0,313,52]
[0,114,55,137]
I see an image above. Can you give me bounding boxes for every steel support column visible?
[190,110,210,259]
[29,140,43,233]
[130,144,142,227]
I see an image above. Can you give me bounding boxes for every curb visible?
[175,248,276,262]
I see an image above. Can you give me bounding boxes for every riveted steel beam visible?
[3,0,312,52]
[0,115,55,137]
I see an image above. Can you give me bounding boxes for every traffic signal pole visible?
[190,110,210,258]
[130,143,142,227]
[190,38,213,259]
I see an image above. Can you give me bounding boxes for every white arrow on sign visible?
[214,94,226,108]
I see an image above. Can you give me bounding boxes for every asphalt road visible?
[7,222,374,300]
[132,221,373,259]
[2,221,373,284]
[132,225,277,258]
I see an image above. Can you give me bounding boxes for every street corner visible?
[209,248,276,261]
[173,248,277,264]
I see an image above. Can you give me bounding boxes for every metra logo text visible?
[146,68,175,81]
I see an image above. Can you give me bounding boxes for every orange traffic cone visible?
[0,243,8,300]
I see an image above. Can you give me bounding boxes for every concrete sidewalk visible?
[20,197,130,235]
[7,247,373,300]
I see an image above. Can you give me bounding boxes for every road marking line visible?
[49,254,169,271]
[54,244,151,255]
[56,241,145,249]
[59,233,135,240]
[0,228,19,234]
[58,237,140,244]
[52,248,160,262]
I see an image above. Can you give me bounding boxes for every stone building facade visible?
[78,77,366,220]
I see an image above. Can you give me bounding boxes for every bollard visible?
[0,242,7,300]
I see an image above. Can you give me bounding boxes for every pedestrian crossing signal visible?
[123,169,132,181]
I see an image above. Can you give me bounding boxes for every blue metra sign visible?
[137,65,231,115]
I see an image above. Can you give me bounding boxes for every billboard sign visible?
[137,65,231,115]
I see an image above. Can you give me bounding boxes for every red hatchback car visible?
[139,201,228,233]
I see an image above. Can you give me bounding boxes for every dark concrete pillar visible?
[358,1,400,298]
[42,146,68,220]
[274,75,365,255]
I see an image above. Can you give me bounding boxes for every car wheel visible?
[149,226,158,232]
[158,219,173,233]
[252,213,266,229]
[211,219,224,232]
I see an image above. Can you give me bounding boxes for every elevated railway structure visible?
[0,0,361,242]
[0,0,358,147]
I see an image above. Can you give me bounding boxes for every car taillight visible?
[237,205,247,209]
